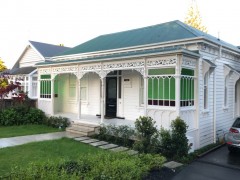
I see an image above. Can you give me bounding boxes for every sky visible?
[0,0,240,69]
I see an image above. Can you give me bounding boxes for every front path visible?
[0,132,79,148]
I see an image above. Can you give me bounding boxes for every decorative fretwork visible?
[222,50,240,61]
[103,61,145,70]
[200,44,218,56]
[134,68,145,76]
[147,57,177,67]
[39,68,52,75]
[81,64,101,71]
[182,57,197,69]
[96,70,113,79]
[52,66,78,73]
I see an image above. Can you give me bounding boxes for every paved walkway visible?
[0,132,138,155]
[0,132,139,155]
[0,132,79,148]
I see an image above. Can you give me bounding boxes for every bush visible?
[24,108,46,124]
[95,124,135,147]
[159,117,189,160]
[133,116,158,153]
[44,116,70,129]
[0,106,46,126]
[7,152,166,179]
[0,105,30,126]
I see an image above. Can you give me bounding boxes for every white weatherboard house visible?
[9,41,70,99]
[36,20,240,150]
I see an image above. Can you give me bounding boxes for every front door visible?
[106,77,117,117]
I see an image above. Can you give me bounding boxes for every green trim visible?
[40,75,51,79]
[181,68,194,76]
[148,68,175,75]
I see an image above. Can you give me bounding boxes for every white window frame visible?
[139,76,144,106]
[203,72,209,109]
[224,75,229,107]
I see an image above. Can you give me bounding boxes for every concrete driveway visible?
[173,145,240,180]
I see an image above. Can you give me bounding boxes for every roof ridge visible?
[29,40,70,48]
[175,20,202,37]
[99,20,180,37]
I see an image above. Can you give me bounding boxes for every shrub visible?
[7,152,166,179]
[95,124,135,147]
[0,105,30,126]
[159,117,189,160]
[44,116,70,129]
[135,116,157,139]
[24,108,46,124]
[0,108,19,126]
[133,116,158,153]
[0,106,46,126]
[171,117,189,159]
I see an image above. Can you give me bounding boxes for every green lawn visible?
[0,125,62,138]
[0,138,103,177]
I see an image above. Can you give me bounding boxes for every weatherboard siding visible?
[198,52,216,148]
[81,73,101,116]
[122,70,144,120]
[19,47,44,67]
[215,58,236,140]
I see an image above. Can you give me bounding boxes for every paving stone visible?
[90,141,109,147]
[74,137,90,141]
[110,146,129,152]
[99,144,118,150]
[126,150,139,155]
[81,139,99,144]
[163,161,183,169]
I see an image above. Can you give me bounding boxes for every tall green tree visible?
[0,57,7,72]
[184,0,207,33]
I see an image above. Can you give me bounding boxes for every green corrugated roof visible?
[58,20,240,57]
[36,47,199,66]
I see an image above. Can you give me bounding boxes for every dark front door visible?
[106,77,117,117]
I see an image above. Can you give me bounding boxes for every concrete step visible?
[72,122,99,128]
[67,126,95,133]
[66,129,95,136]
[66,122,100,136]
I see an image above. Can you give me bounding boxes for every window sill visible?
[147,105,176,111]
[180,106,196,111]
[39,98,51,101]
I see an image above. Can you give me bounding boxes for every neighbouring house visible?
[9,41,70,99]
[35,20,240,151]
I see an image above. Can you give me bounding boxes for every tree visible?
[0,57,7,72]
[184,0,207,33]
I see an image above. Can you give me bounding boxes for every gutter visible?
[35,49,200,67]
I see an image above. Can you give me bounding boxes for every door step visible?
[66,122,100,136]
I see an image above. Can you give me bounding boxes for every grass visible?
[0,138,104,177]
[0,125,62,138]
